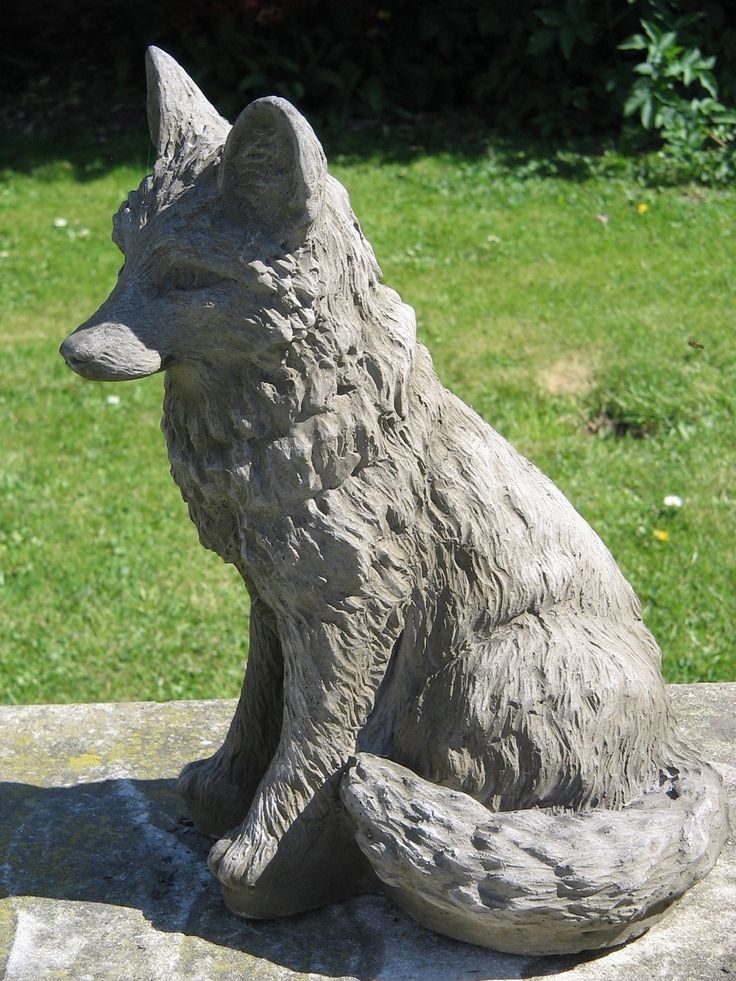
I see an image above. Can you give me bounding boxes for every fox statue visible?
[60,48,727,956]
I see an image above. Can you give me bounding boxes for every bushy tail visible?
[340,752,729,955]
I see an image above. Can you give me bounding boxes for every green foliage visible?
[0,130,734,704]
[163,1,622,132]
[621,12,736,183]
[5,1,736,182]
[153,1,736,162]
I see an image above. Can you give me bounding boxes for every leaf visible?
[311,66,350,93]
[528,28,556,55]
[642,20,658,44]
[363,76,385,114]
[641,96,654,129]
[536,8,565,27]
[623,80,649,117]
[619,34,648,52]
[577,21,596,45]
[560,26,575,60]
[699,72,718,99]
[285,79,305,101]
[237,73,268,93]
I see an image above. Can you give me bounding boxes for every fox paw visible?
[208,826,278,890]
[177,755,258,838]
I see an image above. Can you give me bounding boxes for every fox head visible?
[59,48,349,383]
[60,47,417,477]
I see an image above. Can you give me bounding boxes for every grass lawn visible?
[1,127,734,704]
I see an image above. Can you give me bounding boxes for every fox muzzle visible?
[60,321,164,381]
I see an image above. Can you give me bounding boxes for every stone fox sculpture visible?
[61,48,727,956]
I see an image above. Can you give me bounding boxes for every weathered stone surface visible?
[0,685,733,980]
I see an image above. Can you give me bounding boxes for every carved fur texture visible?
[60,48,728,955]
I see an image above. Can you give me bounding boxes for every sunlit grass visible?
[1,130,734,703]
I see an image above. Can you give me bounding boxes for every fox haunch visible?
[61,48,727,955]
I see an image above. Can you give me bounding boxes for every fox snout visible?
[60,321,163,381]
[61,305,166,382]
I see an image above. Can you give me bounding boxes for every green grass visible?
[1,130,734,703]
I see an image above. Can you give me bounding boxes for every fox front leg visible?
[207,611,397,917]
[177,598,284,837]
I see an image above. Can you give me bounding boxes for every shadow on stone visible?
[0,777,593,980]
[0,777,384,979]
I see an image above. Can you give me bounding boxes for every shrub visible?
[621,9,736,183]
[3,0,736,181]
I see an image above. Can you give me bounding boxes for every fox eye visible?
[164,264,220,291]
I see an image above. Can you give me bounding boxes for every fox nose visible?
[60,336,91,369]
[59,334,104,380]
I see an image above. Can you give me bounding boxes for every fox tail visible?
[340,751,728,955]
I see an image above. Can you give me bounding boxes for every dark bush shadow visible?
[0,131,152,182]
[0,777,606,980]
[0,81,614,185]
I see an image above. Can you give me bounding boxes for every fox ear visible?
[220,97,327,249]
[146,46,229,158]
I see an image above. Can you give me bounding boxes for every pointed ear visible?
[145,46,229,159]
[220,97,327,249]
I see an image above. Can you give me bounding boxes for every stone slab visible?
[0,684,734,980]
